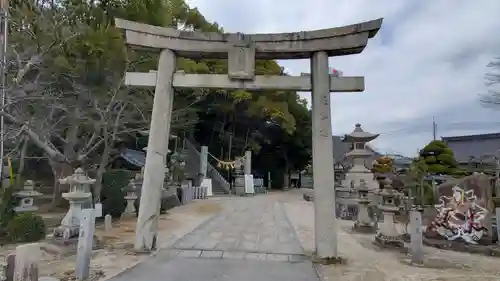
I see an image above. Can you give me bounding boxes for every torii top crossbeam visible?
[114,18,382,60]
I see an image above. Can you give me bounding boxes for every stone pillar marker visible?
[135,49,176,252]
[244,150,251,175]
[409,209,424,263]
[200,146,208,178]
[311,51,337,258]
[199,146,213,196]
[244,150,254,195]
[75,209,96,281]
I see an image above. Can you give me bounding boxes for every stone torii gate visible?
[114,18,382,258]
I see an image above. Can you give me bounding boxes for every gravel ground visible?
[281,190,500,281]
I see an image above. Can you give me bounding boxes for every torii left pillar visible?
[134,49,176,252]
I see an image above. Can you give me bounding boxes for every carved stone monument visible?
[352,180,376,233]
[53,168,95,240]
[115,17,383,258]
[425,174,493,245]
[14,180,42,213]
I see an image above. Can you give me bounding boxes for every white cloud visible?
[185,0,500,156]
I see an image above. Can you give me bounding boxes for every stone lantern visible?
[374,177,404,248]
[352,179,376,233]
[14,180,42,213]
[123,175,140,216]
[53,167,95,240]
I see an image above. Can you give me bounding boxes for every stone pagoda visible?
[342,123,379,192]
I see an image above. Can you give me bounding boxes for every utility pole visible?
[0,0,9,187]
[432,117,437,141]
[495,149,500,197]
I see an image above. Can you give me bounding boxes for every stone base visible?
[423,236,500,257]
[48,234,102,254]
[374,232,404,249]
[352,222,376,233]
[53,225,80,240]
[302,189,314,201]
[235,185,246,196]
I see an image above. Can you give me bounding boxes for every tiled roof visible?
[120,148,146,167]
[442,133,500,163]
[332,136,381,167]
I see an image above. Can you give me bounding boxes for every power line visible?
[376,121,500,137]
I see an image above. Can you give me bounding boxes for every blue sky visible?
[184,0,500,156]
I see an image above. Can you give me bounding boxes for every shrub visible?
[0,185,19,229]
[6,212,46,242]
[424,156,437,164]
[101,170,130,218]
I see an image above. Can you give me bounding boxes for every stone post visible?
[13,244,40,281]
[135,49,176,252]
[244,150,251,175]
[75,209,96,281]
[199,146,213,196]
[409,209,424,263]
[311,51,337,258]
[244,151,254,195]
[200,146,208,178]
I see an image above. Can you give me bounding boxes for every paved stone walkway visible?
[108,195,319,281]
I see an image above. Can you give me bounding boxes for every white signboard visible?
[201,178,213,196]
[244,175,255,195]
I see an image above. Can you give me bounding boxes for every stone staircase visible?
[183,139,231,195]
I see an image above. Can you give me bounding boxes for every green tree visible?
[371,156,394,174]
[418,140,457,175]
